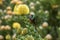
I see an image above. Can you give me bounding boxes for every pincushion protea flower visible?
[14,4,29,15]
[12,22,21,29]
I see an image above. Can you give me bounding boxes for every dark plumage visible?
[29,12,36,24]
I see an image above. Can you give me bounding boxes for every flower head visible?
[5,34,11,40]
[14,4,29,15]
[21,28,28,35]
[0,35,4,40]
[45,34,52,40]
[13,22,21,29]
[0,0,3,5]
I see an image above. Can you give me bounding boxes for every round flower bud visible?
[42,22,48,28]
[45,34,52,40]
[36,1,40,4]
[30,6,35,10]
[6,11,12,15]
[0,35,4,40]
[29,2,35,7]
[6,6,12,11]
[0,26,5,30]
[4,15,12,20]
[44,10,49,14]
[5,25,11,30]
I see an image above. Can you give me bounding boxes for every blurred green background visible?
[0,0,60,40]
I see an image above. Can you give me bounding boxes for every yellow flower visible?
[13,22,21,29]
[0,0,3,5]
[14,4,29,15]
[5,34,11,40]
[21,28,28,35]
